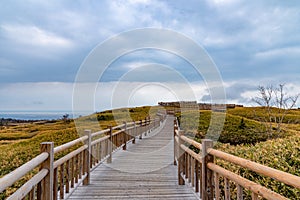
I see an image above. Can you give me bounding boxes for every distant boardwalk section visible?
[158,101,243,110]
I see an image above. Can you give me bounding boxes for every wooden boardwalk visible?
[68,116,198,199]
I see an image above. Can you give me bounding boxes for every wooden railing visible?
[0,114,166,200]
[173,118,300,200]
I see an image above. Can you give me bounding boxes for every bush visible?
[97,114,114,121]
[177,110,286,145]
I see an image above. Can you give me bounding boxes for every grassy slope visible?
[177,107,300,199]
[178,109,285,145]
[215,107,300,198]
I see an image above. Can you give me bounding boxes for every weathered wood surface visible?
[68,116,198,199]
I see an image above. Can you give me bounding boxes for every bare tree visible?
[253,84,299,135]
[62,114,70,124]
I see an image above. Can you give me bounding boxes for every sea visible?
[0,111,89,120]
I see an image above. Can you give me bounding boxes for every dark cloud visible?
[0,0,299,110]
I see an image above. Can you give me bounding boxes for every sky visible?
[0,0,300,112]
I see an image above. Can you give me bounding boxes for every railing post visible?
[123,122,127,150]
[173,119,177,166]
[144,117,148,136]
[83,130,91,185]
[148,117,151,132]
[40,142,54,200]
[107,125,112,163]
[201,139,214,200]
[132,121,136,144]
[139,120,143,139]
[178,130,185,185]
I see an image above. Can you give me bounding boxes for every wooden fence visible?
[0,114,166,200]
[174,118,300,200]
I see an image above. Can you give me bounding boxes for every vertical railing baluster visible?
[132,121,136,144]
[237,184,243,200]
[195,160,199,193]
[65,160,70,194]
[59,164,64,199]
[201,139,214,200]
[173,119,177,166]
[123,122,127,150]
[84,130,91,185]
[178,130,185,185]
[107,126,112,163]
[224,177,230,200]
[215,172,220,200]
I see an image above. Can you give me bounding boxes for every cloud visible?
[107,0,167,28]
[1,24,73,48]
[0,82,74,111]
[0,81,207,112]
[206,0,239,8]
[1,79,299,113]
[255,47,300,59]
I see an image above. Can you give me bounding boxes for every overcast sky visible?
[0,0,299,112]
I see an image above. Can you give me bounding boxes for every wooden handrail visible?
[53,145,88,169]
[175,135,202,163]
[54,135,88,154]
[6,169,48,200]
[208,148,300,190]
[180,143,202,164]
[207,163,288,200]
[112,124,125,130]
[91,135,110,146]
[91,129,110,137]
[0,152,48,192]
[179,134,202,150]
[177,130,300,190]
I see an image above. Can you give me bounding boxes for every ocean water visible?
[0,111,86,120]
